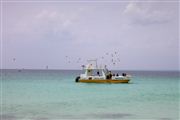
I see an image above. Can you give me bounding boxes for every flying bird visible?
[81,65,85,68]
[13,58,16,61]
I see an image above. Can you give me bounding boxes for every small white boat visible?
[75,60,131,83]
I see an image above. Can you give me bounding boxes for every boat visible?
[75,60,131,83]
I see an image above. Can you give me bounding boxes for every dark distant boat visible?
[75,60,131,83]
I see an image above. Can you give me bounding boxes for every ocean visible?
[1,70,179,120]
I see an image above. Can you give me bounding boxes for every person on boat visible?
[122,73,127,76]
[110,71,112,79]
[106,71,110,79]
[97,71,100,76]
[116,73,119,76]
[106,74,109,79]
[108,71,112,79]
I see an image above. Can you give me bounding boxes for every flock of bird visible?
[65,51,121,67]
[12,51,121,70]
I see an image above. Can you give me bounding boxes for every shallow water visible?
[1,70,179,120]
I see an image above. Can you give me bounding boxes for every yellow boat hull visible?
[78,79,130,83]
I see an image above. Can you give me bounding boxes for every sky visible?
[0,0,179,70]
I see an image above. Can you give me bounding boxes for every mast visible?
[87,59,98,69]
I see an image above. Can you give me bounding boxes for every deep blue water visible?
[0,69,179,120]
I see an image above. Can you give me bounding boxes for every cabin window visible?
[92,70,103,76]
[87,69,93,76]
[86,69,103,76]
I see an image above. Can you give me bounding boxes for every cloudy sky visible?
[1,0,179,70]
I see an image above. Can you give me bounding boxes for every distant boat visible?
[46,66,49,69]
[75,60,131,83]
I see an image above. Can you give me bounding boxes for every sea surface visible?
[0,70,179,120]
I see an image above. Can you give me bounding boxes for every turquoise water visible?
[1,70,179,120]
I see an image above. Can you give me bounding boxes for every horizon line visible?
[0,68,179,72]
[1,0,179,3]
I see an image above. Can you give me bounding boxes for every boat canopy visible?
[84,59,106,70]
[84,64,104,70]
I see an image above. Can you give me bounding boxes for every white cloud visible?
[122,2,172,25]
[123,2,141,15]
[35,9,74,27]
[8,9,79,42]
